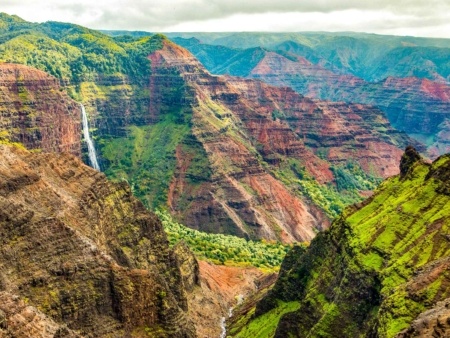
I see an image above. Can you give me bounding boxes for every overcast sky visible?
[2,0,450,38]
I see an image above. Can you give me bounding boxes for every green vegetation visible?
[101,112,190,208]
[242,154,450,337]
[0,130,26,149]
[0,18,162,85]
[229,301,300,338]
[157,209,293,271]
[274,158,380,218]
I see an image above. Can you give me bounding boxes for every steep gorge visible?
[0,15,449,338]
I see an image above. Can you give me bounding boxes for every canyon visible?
[0,15,426,242]
[0,13,449,338]
[0,144,270,337]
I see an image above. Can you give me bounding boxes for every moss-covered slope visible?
[233,149,450,337]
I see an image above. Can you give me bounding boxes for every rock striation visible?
[173,39,449,157]
[0,64,81,156]
[247,52,450,157]
[0,144,195,337]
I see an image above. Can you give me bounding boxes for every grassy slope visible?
[235,154,450,337]
[230,301,300,338]
[101,112,190,208]
[347,155,450,336]
[274,158,380,219]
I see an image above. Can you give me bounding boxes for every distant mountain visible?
[170,37,268,76]
[230,147,450,337]
[172,36,450,157]
[166,32,450,82]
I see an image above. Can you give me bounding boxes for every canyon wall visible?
[0,64,81,155]
[0,144,196,337]
[232,149,450,337]
[140,39,415,242]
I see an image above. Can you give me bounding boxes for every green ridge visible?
[237,153,450,337]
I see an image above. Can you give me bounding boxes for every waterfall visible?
[220,295,244,338]
[80,104,100,171]
[220,317,227,338]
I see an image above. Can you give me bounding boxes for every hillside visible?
[230,147,450,337]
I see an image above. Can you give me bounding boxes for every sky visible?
[2,0,450,38]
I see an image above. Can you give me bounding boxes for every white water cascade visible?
[220,295,244,338]
[80,104,100,171]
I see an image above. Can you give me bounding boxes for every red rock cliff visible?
[0,63,81,155]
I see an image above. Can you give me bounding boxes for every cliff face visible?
[148,40,326,242]
[135,39,415,242]
[0,64,81,156]
[0,144,195,337]
[234,149,450,337]
[247,52,450,157]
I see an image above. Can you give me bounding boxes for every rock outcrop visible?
[397,298,450,337]
[0,144,195,337]
[0,64,81,156]
[233,149,450,337]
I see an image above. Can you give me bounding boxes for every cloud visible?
[1,0,450,38]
